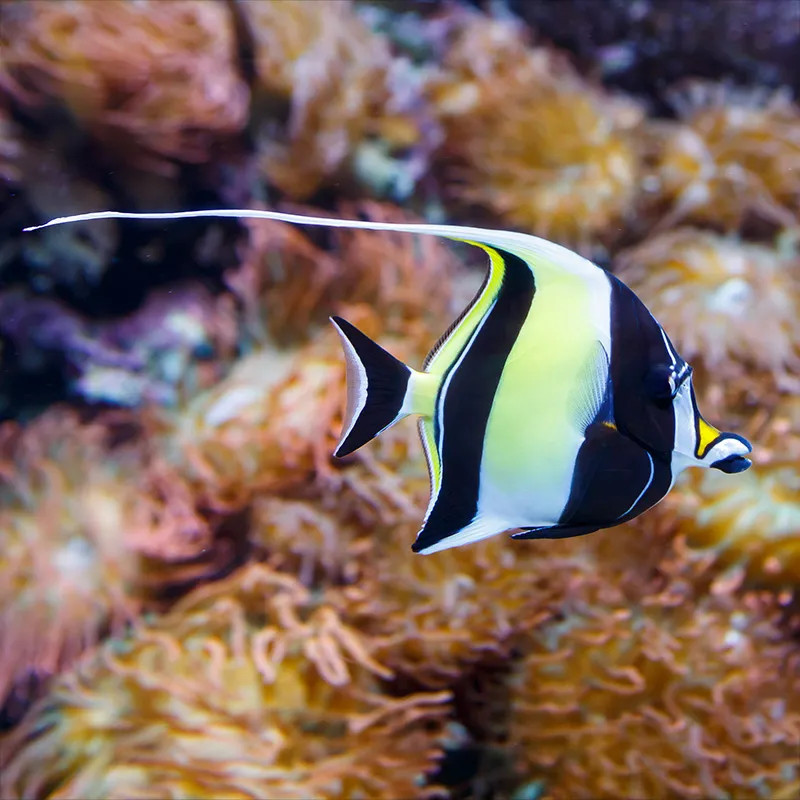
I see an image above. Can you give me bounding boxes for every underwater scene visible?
[0,1,799,798]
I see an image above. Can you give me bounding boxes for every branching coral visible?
[615,228,800,390]
[0,409,217,715]
[0,0,249,171]
[646,82,800,230]
[428,11,643,245]
[509,572,800,799]
[0,564,451,799]
[236,0,431,198]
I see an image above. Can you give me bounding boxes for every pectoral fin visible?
[568,341,611,434]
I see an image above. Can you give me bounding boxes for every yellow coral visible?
[0,0,248,170]
[674,459,800,590]
[615,228,800,386]
[648,82,800,230]
[430,12,642,244]
[668,394,800,590]
[0,564,451,799]
[509,584,800,799]
[237,0,419,198]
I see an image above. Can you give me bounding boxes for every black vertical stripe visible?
[607,274,677,459]
[558,420,672,529]
[412,250,535,552]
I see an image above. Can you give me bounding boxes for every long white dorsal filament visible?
[22,208,599,278]
[24,208,474,238]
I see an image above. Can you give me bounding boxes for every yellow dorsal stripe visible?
[424,241,506,376]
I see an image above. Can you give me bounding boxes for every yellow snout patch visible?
[696,416,721,459]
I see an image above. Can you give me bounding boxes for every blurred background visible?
[0,1,798,798]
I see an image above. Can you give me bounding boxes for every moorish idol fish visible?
[25,209,753,554]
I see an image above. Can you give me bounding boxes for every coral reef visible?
[0,284,238,408]
[3,141,117,292]
[1,3,798,797]
[0,564,451,799]
[615,228,800,392]
[674,459,800,591]
[0,410,140,718]
[237,0,433,199]
[505,0,800,110]
[0,408,224,720]
[0,0,249,171]
[165,331,346,512]
[508,553,800,800]
[669,394,800,591]
[644,83,800,231]
[428,12,643,246]
[231,202,460,346]
[0,102,22,187]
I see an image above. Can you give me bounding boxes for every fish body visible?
[24,209,753,555]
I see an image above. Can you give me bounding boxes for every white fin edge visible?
[331,318,370,454]
[23,208,599,278]
[414,513,508,555]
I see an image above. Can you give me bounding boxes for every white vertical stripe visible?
[419,298,497,527]
[331,320,369,453]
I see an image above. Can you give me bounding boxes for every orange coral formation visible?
[238,0,423,198]
[166,330,346,512]
[615,228,800,388]
[429,12,643,244]
[246,415,428,584]
[647,82,800,230]
[0,410,139,712]
[509,568,800,799]
[0,409,218,713]
[0,0,249,171]
[232,202,459,347]
[0,564,451,799]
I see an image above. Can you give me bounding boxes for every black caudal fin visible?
[330,316,412,457]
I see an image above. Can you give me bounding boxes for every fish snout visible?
[711,453,752,473]
[708,433,752,473]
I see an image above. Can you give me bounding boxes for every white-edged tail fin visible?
[331,317,414,457]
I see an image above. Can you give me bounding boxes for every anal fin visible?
[412,513,505,555]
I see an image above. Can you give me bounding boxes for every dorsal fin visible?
[23,208,601,281]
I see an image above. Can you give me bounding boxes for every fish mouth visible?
[711,454,752,473]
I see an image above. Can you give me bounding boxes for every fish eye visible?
[644,364,676,403]
[645,362,692,404]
